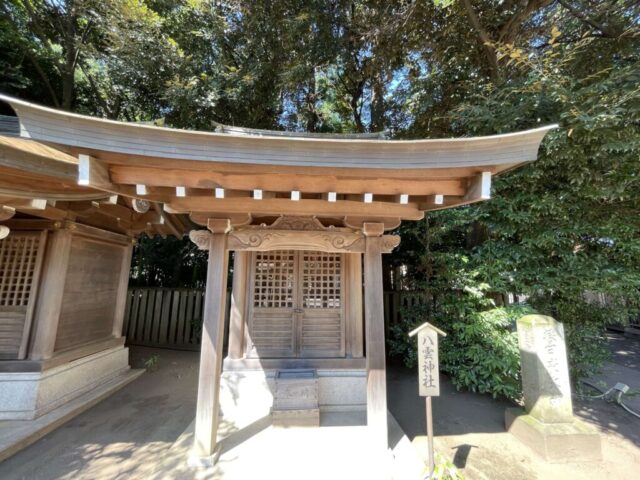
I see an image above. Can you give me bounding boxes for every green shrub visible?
[440,306,531,403]
[389,303,532,403]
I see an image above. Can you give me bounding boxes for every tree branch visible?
[557,0,621,38]
[25,50,61,108]
[460,0,501,81]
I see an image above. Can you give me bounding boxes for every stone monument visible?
[505,314,601,462]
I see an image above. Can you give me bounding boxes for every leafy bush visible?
[389,303,531,403]
[439,305,532,403]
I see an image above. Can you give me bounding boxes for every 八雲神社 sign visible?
[410,322,446,397]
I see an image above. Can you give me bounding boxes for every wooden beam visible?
[228,251,249,360]
[0,136,78,180]
[165,197,424,221]
[29,228,73,361]
[363,223,388,454]
[464,171,491,203]
[191,219,230,464]
[109,165,470,196]
[78,154,113,190]
[112,243,134,337]
[344,216,401,231]
[152,203,183,238]
[345,253,364,358]
[190,213,252,227]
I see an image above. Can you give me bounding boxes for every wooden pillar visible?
[192,219,231,463]
[29,228,73,361]
[363,222,388,453]
[228,251,249,359]
[345,253,364,358]
[112,242,134,337]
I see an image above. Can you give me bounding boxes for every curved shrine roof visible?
[0,94,557,230]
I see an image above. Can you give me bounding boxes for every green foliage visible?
[144,353,160,372]
[440,306,531,402]
[130,234,208,288]
[431,453,464,480]
[389,301,531,402]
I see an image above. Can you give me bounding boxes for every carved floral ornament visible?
[266,216,329,231]
[188,227,400,254]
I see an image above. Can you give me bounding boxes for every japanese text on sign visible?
[418,328,440,396]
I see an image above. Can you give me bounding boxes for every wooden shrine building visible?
[0,94,556,464]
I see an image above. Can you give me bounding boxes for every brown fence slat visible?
[128,290,141,342]
[176,291,187,346]
[150,290,163,343]
[136,290,148,342]
[192,289,203,345]
[158,290,172,346]
[144,289,157,343]
[122,290,133,339]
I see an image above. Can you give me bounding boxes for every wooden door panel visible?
[299,252,345,357]
[300,310,343,357]
[247,251,296,358]
[247,249,345,359]
[249,309,295,357]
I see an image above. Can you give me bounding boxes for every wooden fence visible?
[122,287,231,351]
[122,287,425,350]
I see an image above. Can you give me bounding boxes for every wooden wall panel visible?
[54,237,124,352]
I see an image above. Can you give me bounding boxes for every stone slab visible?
[505,407,602,463]
[0,368,143,463]
[272,408,320,427]
[0,346,132,419]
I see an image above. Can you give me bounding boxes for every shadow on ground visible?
[0,347,200,480]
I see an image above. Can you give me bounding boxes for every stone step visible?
[272,369,319,427]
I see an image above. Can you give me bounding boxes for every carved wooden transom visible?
[262,216,330,231]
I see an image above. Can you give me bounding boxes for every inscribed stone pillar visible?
[505,314,601,462]
[517,315,573,423]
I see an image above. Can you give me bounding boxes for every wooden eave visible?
[0,134,189,238]
[0,94,558,228]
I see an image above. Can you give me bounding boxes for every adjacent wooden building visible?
[0,94,555,463]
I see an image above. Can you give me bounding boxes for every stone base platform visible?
[220,369,365,431]
[505,407,602,463]
[0,346,133,420]
[0,367,143,462]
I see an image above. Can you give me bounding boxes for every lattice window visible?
[302,252,341,309]
[0,233,42,307]
[253,251,295,308]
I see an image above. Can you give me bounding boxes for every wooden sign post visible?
[409,322,447,478]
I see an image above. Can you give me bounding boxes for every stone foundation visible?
[220,369,366,430]
[0,346,131,420]
[505,408,602,463]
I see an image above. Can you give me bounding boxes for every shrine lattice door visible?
[247,250,345,358]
